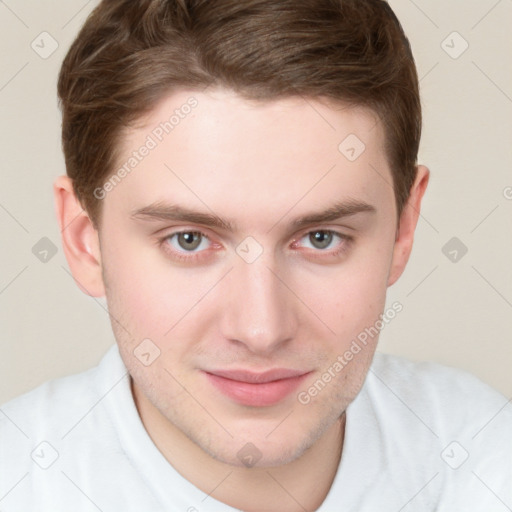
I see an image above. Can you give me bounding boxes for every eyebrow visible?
[130,199,376,232]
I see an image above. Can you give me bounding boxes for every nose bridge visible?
[222,254,295,353]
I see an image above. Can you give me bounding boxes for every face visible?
[97,87,398,467]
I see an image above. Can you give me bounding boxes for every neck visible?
[132,380,345,512]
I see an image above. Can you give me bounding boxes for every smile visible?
[203,368,311,407]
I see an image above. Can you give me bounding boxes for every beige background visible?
[1,0,511,404]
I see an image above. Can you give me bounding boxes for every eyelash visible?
[158,229,353,263]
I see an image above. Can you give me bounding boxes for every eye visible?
[166,231,211,253]
[299,230,345,251]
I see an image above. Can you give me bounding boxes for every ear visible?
[387,165,430,286]
[53,175,105,297]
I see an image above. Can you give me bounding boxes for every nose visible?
[220,255,298,355]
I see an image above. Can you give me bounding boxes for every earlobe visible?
[53,175,106,297]
[387,165,430,287]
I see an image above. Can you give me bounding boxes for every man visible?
[1,0,510,510]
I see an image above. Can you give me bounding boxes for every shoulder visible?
[0,344,125,480]
[2,361,98,423]
[368,351,509,410]
[0,345,122,437]
[359,352,512,507]
[0,345,161,510]
[369,350,502,392]
[366,351,512,433]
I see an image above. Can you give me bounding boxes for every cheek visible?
[102,218,394,350]
[102,236,218,351]
[295,240,392,341]
[101,237,171,333]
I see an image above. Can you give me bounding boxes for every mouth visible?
[203,368,311,407]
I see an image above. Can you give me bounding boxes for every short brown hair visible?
[58,0,421,228]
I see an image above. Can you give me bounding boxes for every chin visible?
[204,440,306,469]
[195,419,331,469]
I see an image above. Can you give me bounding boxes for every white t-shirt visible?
[1,344,511,511]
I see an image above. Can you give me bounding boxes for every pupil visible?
[311,231,332,249]
[179,232,201,250]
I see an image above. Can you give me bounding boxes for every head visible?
[54,0,429,468]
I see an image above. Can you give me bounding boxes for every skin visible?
[54,87,429,512]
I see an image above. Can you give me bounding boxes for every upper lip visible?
[205,368,309,384]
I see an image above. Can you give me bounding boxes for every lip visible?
[203,368,311,407]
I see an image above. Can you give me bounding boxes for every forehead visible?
[104,87,394,230]
[129,87,383,154]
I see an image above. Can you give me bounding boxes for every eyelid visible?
[169,230,211,251]
[158,226,352,262]
[157,226,214,242]
[161,229,218,249]
[157,228,218,263]
[160,226,348,245]
[292,228,351,249]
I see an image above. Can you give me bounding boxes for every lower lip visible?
[204,372,310,407]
